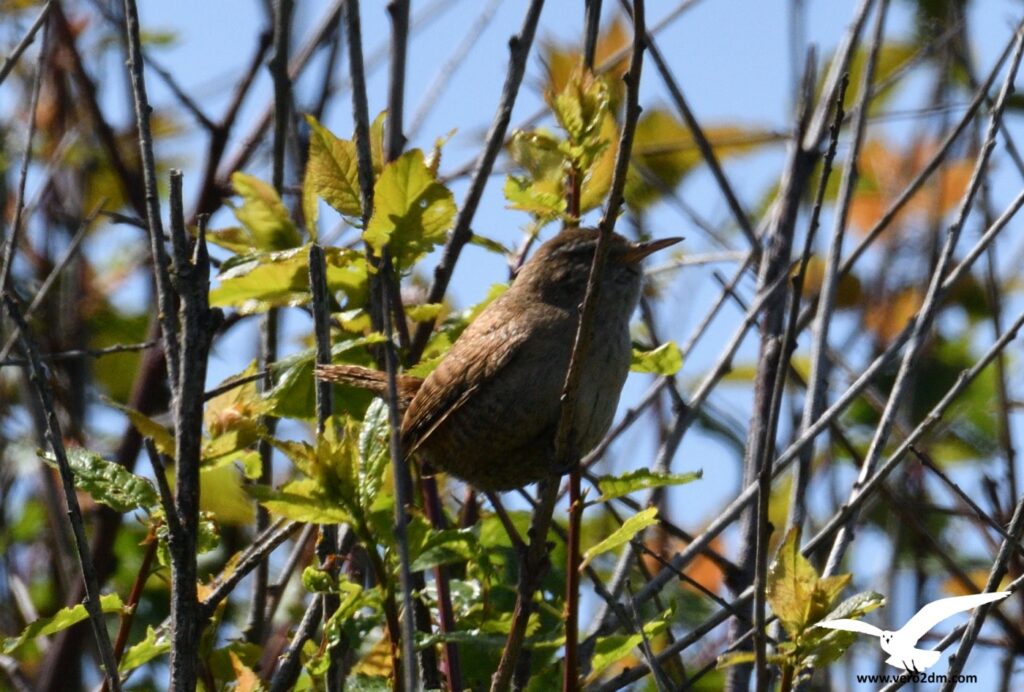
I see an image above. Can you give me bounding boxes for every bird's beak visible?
[622,236,683,264]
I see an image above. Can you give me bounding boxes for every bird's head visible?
[513,228,682,311]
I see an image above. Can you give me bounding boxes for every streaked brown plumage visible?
[317,228,680,491]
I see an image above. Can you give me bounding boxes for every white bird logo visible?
[815,591,1011,672]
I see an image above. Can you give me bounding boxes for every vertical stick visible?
[3,296,122,690]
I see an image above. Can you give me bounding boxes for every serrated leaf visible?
[304,114,363,224]
[766,528,819,638]
[40,448,159,513]
[363,149,455,267]
[231,172,301,251]
[581,506,659,569]
[357,399,391,511]
[595,468,701,503]
[630,341,683,375]
[503,175,566,219]
[2,594,124,655]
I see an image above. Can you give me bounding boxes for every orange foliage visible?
[849,139,974,235]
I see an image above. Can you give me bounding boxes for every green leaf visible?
[404,303,444,323]
[766,528,819,638]
[581,506,659,569]
[357,399,391,511]
[40,448,159,513]
[587,611,669,681]
[155,511,220,566]
[264,334,385,420]
[546,68,609,147]
[108,400,175,456]
[304,114,363,225]
[715,650,757,669]
[2,594,124,655]
[370,110,387,176]
[302,566,337,593]
[205,226,258,255]
[503,175,566,219]
[210,245,368,315]
[200,464,255,526]
[803,591,885,668]
[410,527,478,572]
[363,149,456,267]
[230,172,302,251]
[249,480,354,524]
[120,626,170,674]
[630,341,683,375]
[595,468,701,503]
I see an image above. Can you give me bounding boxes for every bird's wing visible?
[814,618,883,638]
[400,298,537,456]
[898,592,1011,644]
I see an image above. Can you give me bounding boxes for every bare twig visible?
[822,25,1024,577]
[0,0,52,86]
[0,18,47,296]
[2,294,122,691]
[409,0,546,363]
[122,0,181,392]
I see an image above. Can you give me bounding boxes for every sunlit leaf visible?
[109,400,175,456]
[304,114,363,225]
[40,448,158,513]
[2,594,124,655]
[120,626,170,674]
[249,480,353,524]
[586,609,669,683]
[230,172,302,251]
[357,399,391,511]
[630,341,683,375]
[766,528,819,638]
[363,149,455,267]
[581,506,658,569]
[405,303,444,323]
[201,463,255,526]
[595,468,701,503]
[210,245,368,314]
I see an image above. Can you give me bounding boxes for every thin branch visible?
[122,0,181,392]
[0,0,52,86]
[0,18,47,296]
[379,3,419,689]
[822,25,1024,577]
[167,171,216,691]
[790,0,888,534]
[409,0,546,363]
[2,294,122,691]
[268,596,323,692]
[0,203,105,363]
[200,520,299,619]
[408,0,502,138]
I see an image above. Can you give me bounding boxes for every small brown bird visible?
[318,228,681,490]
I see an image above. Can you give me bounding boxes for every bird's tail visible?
[315,364,421,412]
